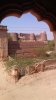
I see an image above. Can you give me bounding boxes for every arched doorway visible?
[0,2,56,59]
[0,13,54,58]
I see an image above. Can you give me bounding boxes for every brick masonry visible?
[8,41,45,57]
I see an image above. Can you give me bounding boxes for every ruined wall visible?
[30,33,36,41]
[36,31,47,42]
[0,26,8,59]
[8,32,47,57]
[9,33,18,41]
[9,32,47,42]
[8,41,45,57]
[18,33,36,42]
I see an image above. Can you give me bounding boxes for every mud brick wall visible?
[8,41,45,57]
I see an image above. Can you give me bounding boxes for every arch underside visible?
[0,1,56,31]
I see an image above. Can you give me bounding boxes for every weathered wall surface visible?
[8,41,45,57]
[0,26,8,59]
[8,32,47,57]
[9,33,18,41]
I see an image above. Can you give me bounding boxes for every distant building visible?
[36,31,47,43]
[8,31,47,43]
[8,32,19,42]
[18,33,36,42]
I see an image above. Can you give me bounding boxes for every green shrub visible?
[5,57,38,71]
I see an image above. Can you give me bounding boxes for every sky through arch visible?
[0,13,54,40]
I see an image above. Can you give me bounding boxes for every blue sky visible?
[0,13,54,40]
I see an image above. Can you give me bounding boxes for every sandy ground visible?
[0,61,56,100]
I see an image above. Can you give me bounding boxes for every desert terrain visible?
[0,61,56,100]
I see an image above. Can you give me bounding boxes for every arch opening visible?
[0,10,55,60]
[1,12,54,41]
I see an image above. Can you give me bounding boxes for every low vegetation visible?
[5,57,37,71]
[5,40,56,72]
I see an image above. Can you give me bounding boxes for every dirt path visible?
[0,61,56,100]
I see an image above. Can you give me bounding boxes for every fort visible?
[0,25,48,59]
[9,31,47,42]
[8,29,48,57]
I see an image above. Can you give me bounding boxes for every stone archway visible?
[0,1,56,59]
[2,8,55,51]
